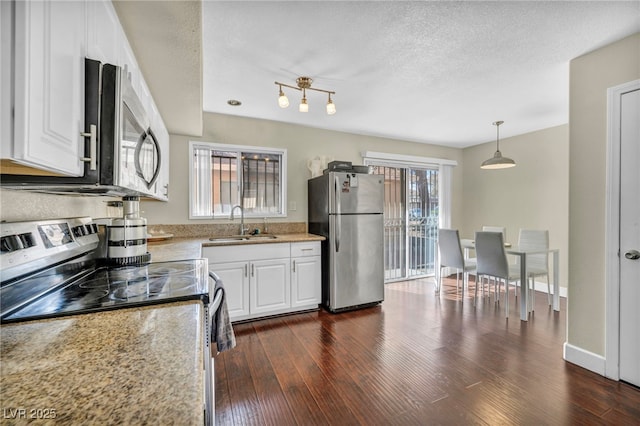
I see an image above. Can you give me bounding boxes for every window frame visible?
[189,141,288,219]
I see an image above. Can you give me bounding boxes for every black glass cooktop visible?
[1,260,209,323]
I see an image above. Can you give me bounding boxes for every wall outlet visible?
[289,201,297,211]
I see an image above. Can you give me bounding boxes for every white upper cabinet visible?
[12,0,87,176]
[86,0,121,65]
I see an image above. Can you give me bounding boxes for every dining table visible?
[461,239,560,321]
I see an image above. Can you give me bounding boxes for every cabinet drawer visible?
[291,241,321,257]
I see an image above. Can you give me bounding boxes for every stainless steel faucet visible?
[230,205,248,235]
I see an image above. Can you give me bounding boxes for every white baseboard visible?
[531,279,568,298]
[563,342,606,376]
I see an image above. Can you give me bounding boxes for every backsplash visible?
[148,222,307,238]
[0,189,117,222]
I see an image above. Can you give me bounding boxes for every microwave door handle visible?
[134,128,161,189]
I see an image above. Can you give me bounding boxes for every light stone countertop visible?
[147,233,325,263]
[0,301,204,425]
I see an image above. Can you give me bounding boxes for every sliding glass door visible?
[371,165,439,282]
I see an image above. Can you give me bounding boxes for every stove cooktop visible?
[1,259,210,323]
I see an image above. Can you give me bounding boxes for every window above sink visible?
[189,142,287,219]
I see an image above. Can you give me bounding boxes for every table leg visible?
[553,250,560,311]
[519,253,528,321]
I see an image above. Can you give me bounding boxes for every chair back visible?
[475,231,508,278]
[438,229,464,269]
[517,229,549,271]
[482,226,506,241]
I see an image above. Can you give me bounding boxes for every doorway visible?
[371,165,439,282]
[605,80,640,387]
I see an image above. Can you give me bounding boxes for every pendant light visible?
[481,120,516,169]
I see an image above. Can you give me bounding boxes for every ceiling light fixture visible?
[480,120,516,170]
[275,77,336,115]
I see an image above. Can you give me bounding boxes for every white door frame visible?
[604,79,640,380]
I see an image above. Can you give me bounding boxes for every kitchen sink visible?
[208,236,250,242]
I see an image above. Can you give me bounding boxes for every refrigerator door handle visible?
[335,175,341,252]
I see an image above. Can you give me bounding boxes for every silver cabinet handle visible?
[251,264,254,277]
[293,260,296,272]
[80,124,97,170]
[244,264,248,277]
[625,250,640,260]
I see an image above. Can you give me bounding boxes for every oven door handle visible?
[208,271,224,314]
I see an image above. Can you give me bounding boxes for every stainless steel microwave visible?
[1,58,168,200]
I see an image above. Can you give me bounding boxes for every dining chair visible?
[517,229,550,310]
[482,226,506,240]
[480,226,506,296]
[437,229,476,294]
[474,231,521,318]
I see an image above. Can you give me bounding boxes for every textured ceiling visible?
[202,1,639,147]
[117,1,639,148]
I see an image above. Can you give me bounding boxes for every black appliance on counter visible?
[0,217,220,425]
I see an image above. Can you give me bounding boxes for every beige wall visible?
[461,124,570,289]
[141,112,465,227]
[568,33,640,357]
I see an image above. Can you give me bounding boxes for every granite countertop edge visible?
[147,233,325,262]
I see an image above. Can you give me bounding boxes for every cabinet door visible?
[86,0,121,64]
[250,259,291,315]
[291,256,321,308]
[13,1,86,176]
[210,261,249,319]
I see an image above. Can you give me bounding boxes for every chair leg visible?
[546,274,552,305]
[473,275,477,305]
[505,279,510,318]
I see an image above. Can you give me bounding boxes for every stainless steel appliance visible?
[1,58,167,200]
[97,196,150,265]
[308,170,385,312]
[0,217,219,425]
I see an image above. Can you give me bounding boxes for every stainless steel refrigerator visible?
[308,171,384,312]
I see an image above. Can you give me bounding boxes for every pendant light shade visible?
[481,121,516,169]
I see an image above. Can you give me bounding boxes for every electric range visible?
[0,217,209,323]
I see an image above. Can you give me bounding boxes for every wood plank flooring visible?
[214,278,640,425]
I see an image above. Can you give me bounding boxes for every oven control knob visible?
[19,233,36,248]
[0,235,23,252]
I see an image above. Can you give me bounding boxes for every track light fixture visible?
[480,120,516,169]
[275,77,336,115]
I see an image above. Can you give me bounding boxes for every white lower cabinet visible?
[210,261,250,319]
[203,241,321,322]
[291,242,322,308]
[250,258,291,315]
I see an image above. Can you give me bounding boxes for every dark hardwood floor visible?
[214,278,640,425]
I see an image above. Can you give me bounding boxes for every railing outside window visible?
[189,142,286,219]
